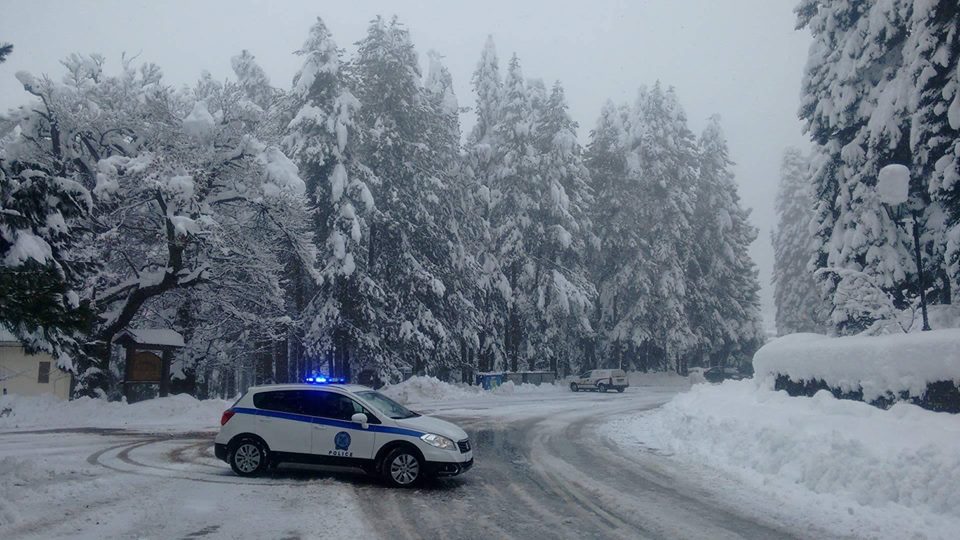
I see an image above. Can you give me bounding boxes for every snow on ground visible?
[0,393,231,432]
[754,329,960,400]
[0,392,372,539]
[0,429,374,539]
[603,379,960,539]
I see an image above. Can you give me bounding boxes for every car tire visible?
[598,383,608,393]
[383,446,424,488]
[229,437,268,477]
[616,387,625,393]
[570,383,579,392]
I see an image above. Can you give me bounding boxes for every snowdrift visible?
[0,393,231,432]
[753,329,960,411]
[604,380,960,533]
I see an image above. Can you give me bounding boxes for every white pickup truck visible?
[569,369,629,393]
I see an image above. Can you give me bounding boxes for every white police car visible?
[214,380,473,487]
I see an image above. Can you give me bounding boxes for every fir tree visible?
[489,53,540,372]
[529,81,595,374]
[797,0,952,334]
[690,116,764,365]
[463,37,506,373]
[587,100,646,371]
[624,83,698,370]
[283,17,384,381]
[772,147,826,334]
[353,16,466,379]
[906,0,959,302]
[468,36,502,147]
[231,50,276,112]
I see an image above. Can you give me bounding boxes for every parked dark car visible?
[703,366,745,383]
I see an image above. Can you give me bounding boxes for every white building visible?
[0,327,72,399]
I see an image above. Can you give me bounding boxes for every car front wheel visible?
[383,447,424,487]
[570,383,579,392]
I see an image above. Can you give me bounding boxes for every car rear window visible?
[252,390,302,414]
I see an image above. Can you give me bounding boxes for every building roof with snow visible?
[114,329,185,349]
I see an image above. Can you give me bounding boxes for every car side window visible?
[301,391,380,424]
[252,390,302,414]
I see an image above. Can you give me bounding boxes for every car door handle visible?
[313,424,327,430]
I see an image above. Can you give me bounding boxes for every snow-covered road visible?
[371,386,822,540]
[0,382,883,539]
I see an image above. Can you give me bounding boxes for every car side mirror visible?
[351,412,368,429]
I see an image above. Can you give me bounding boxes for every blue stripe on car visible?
[232,407,425,438]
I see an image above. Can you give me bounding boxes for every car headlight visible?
[420,433,456,450]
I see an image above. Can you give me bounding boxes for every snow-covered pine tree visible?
[231,50,276,114]
[488,53,541,372]
[623,83,698,370]
[772,147,827,334]
[0,76,93,364]
[528,81,595,374]
[0,43,11,64]
[424,51,485,382]
[586,100,651,371]
[906,0,959,302]
[468,36,502,148]
[353,16,466,380]
[690,116,764,366]
[463,36,506,373]
[797,0,949,334]
[282,17,384,382]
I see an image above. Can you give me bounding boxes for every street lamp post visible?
[877,164,931,331]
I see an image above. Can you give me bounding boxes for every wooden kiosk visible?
[114,329,185,403]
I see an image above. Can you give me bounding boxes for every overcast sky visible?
[0,0,811,331]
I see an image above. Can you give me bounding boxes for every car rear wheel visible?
[598,382,608,393]
[570,383,579,392]
[383,447,424,487]
[229,438,268,477]
[616,387,625,393]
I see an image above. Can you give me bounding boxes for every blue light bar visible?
[304,376,345,384]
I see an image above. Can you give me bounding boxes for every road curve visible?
[360,389,806,540]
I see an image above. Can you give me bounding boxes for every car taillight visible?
[220,409,235,426]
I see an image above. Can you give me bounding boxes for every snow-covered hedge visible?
[753,330,960,412]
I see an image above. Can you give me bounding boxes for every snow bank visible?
[604,380,960,524]
[753,329,960,401]
[380,375,561,405]
[0,393,231,432]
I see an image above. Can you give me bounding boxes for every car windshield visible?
[355,391,419,420]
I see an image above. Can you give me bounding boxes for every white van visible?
[214,382,473,487]
[569,369,629,393]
